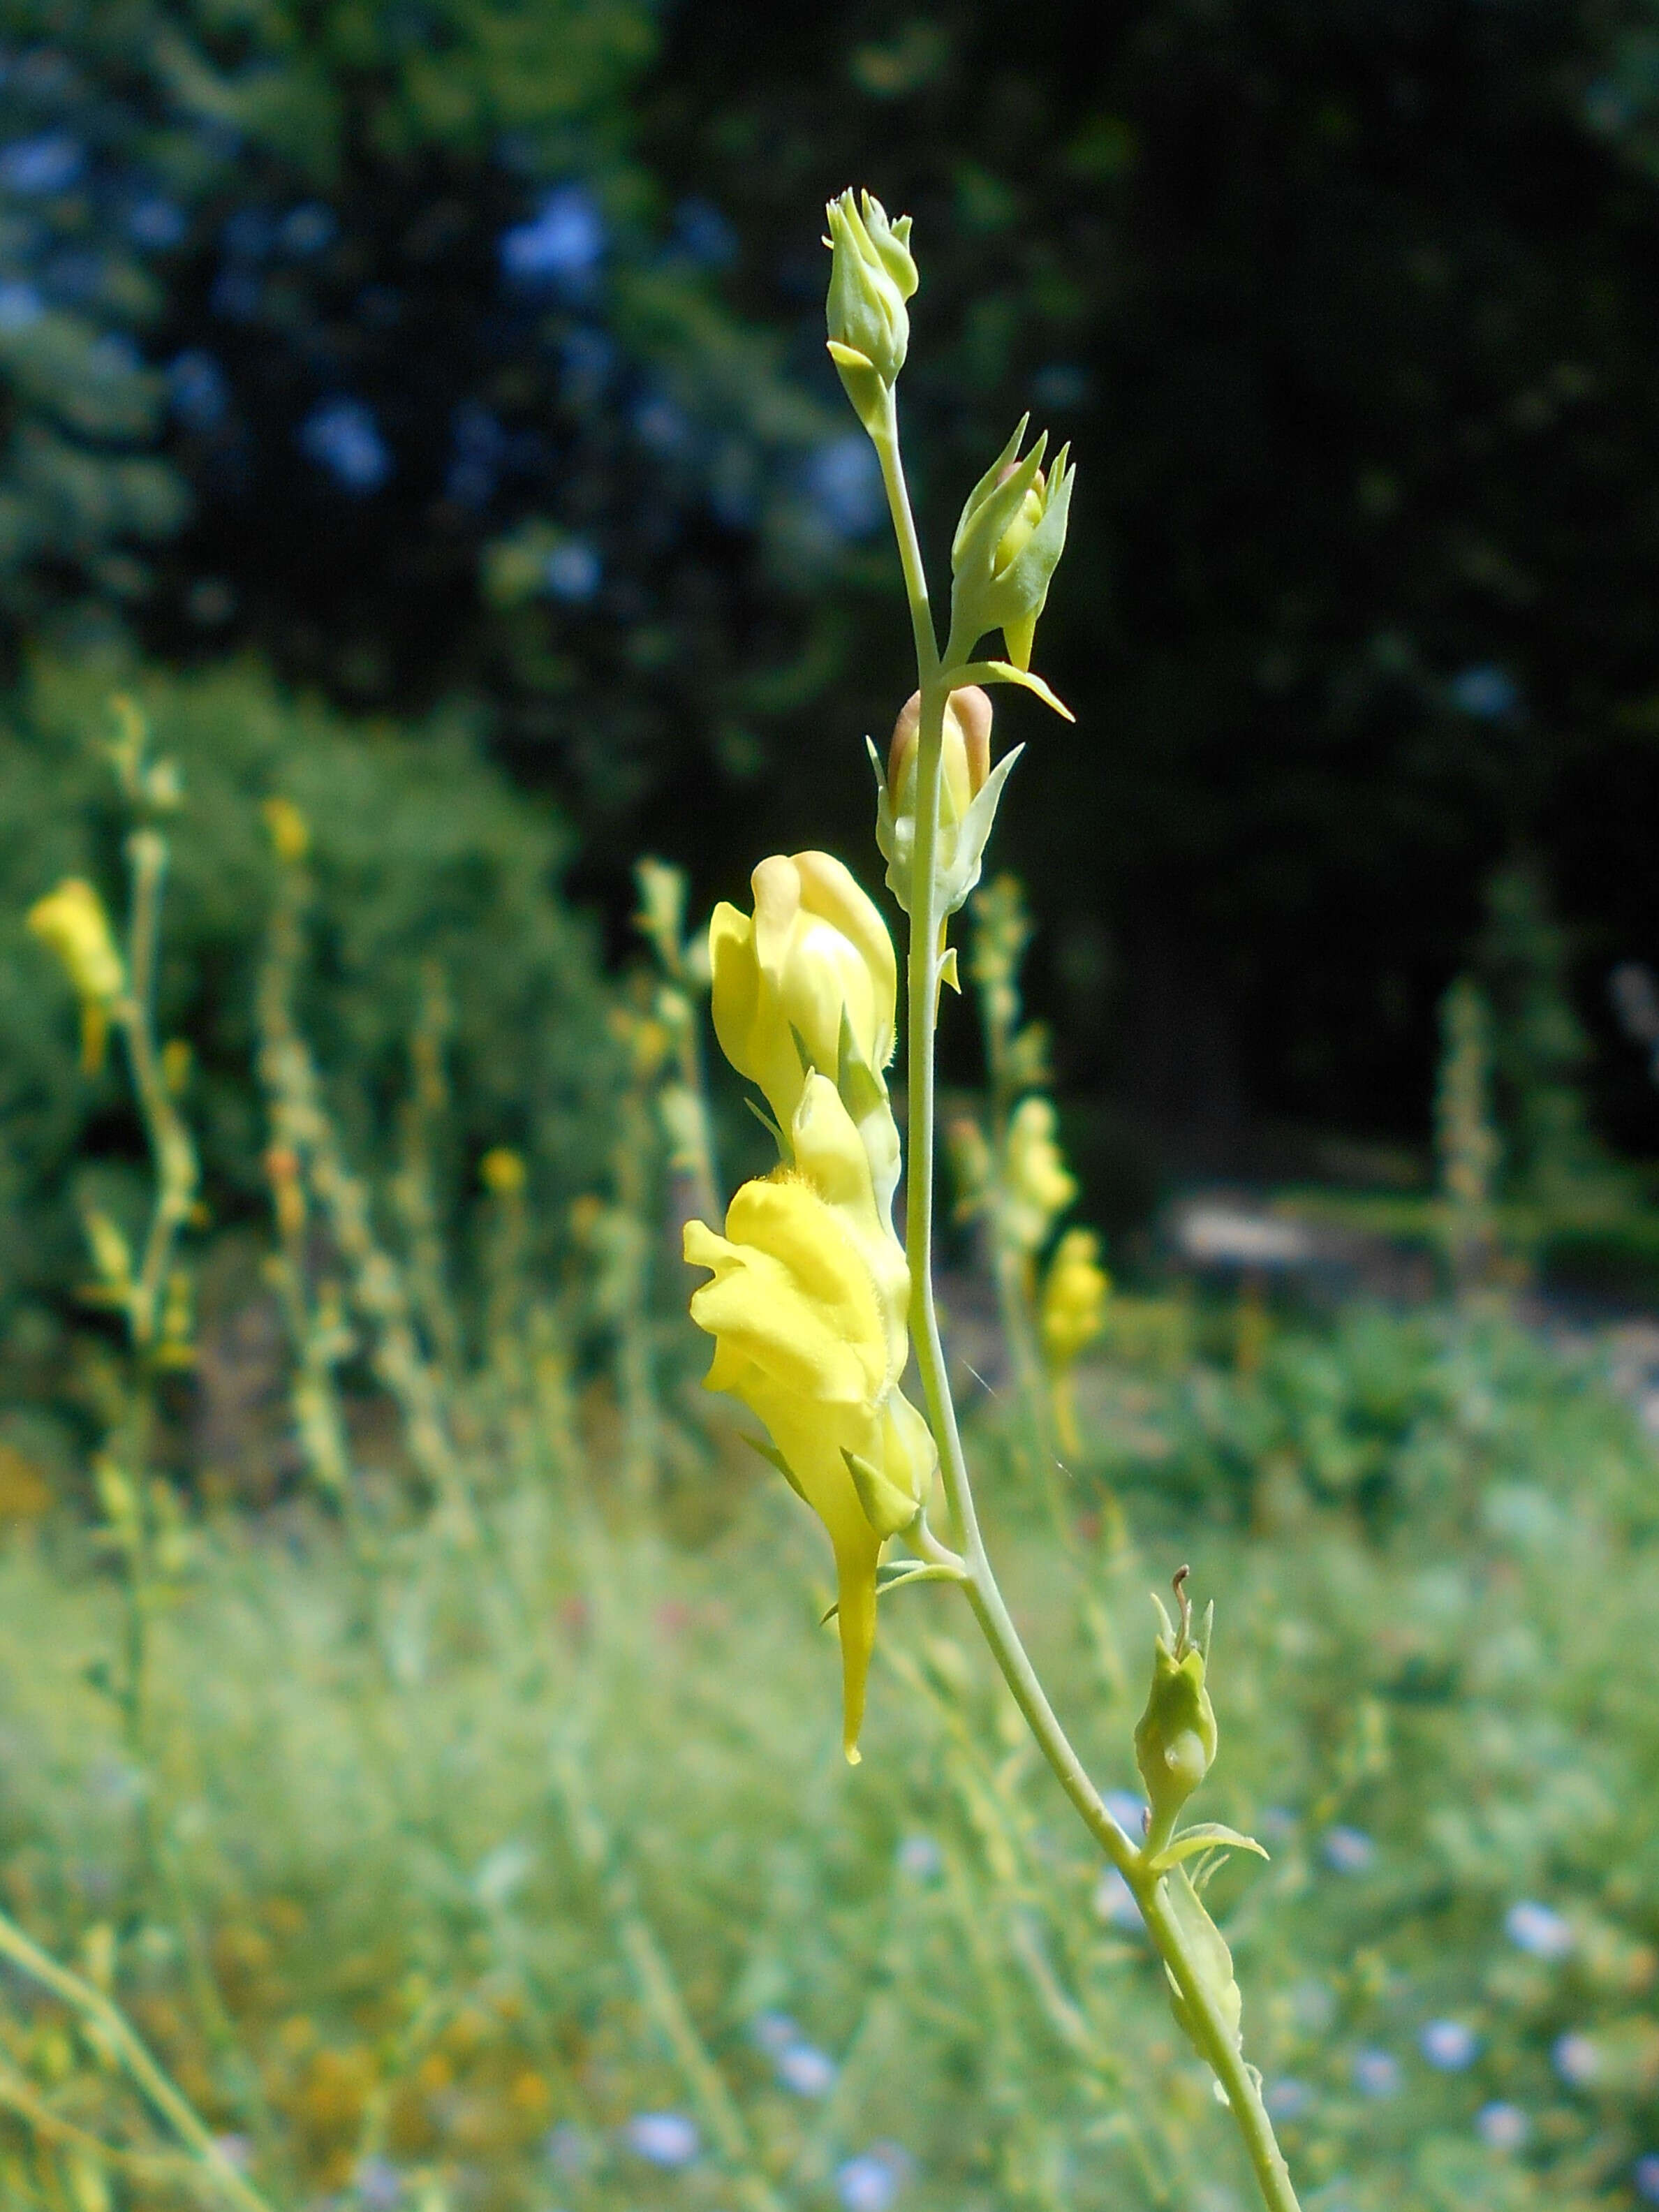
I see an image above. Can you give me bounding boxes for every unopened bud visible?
[824,188,917,432]
[1134,1570,1219,1845]
[872,686,1022,917]
[950,418,1075,672]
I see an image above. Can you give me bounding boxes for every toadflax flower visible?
[27,877,126,1072]
[710,850,901,1210]
[1040,1227,1110,1455]
[684,1073,935,1761]
[1003,1095,1077,1253]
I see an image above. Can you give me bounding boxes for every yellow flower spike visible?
[480,1146,527,1197]
[1040,1227,1110,1371]
[709,850,897,1138]
[263,795,311,865]
[27,878,126,1073]
[1003,1095,1077,1255]
[1040,1227,1111,1457]
[684,1073,934,1760]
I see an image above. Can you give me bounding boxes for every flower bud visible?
[824,189,917,432]
[27,878,126,1073]
[1134,1576,1219,1844]
[950,419,1075,670]
[871,687,1022,917]
[709,851,897,1139]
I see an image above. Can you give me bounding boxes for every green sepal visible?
[741,1430,807,1505]
[826,342,887,436]
[1147,1824,1269,1875]
[948,660,1076,721]
[742,1094,788,1160]
[843,1445,921,1540]
[820,1559,963,1624]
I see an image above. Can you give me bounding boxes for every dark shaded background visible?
[11,0,1659,1195]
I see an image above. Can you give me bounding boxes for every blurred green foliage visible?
[1,1304,1657,2209]
[0,655,616,1326]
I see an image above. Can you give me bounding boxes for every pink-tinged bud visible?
[887,686,994,815]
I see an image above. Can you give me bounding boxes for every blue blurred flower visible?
[1636,2153,1659,2203]
[445,402,505,508]
[634,395,691,455]
[1553,2030,1599,2087]
[1352,2048,1400,2100]
[775,2042,836,2097]
[543,540,600,603]
[1419,2019,1478,2072]
[353,2154,401,2209]
[1093,1867,1143,1931]
[501,185,605,288]
[1504,1900,1572,1960]
[1447,664,1520,720]
[128,197,186,249]
[210,267,262,322]
[897,1833,942,1881]
[222,208,274,262]
[543,2122,594,2176]
[1266,2079,1313,2121]
[1476,2101,1528,2151]
[750,2011,801,2055]
[168,351,228,432]
[0,133,83,196]
[1105,1790,1149,1838]
[1322,1826,1375,1875]
[0,281,42,331]
[804,434,884,540]
[624,2111,699,2167]
[43,250,103,304]
[279,202,336,257]
[299,398,392,493]
[560,325,614,411]
[87,334,140,381]
[673,197,737,268]
[836,2145,912,2212]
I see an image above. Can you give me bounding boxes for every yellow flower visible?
[263,795,311,864]
[685,1075,933,1760]
[27,878,126,1072]
[1002,1096,1077,1254]
[480,1146,526,1197]
[1040,1227,1110,1457]
[1040,1228,1109,1371]
[709,851,897,1135]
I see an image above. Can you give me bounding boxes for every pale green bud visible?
[824,188,917,432]
[1134,1574,1219,1845]
[950,418,1075,670]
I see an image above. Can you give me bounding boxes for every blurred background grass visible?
[8,5,1659,2211]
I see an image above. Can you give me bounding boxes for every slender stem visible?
[873,394,939,684]
[873,388,1302,2212]
[1140,1880,1299,2212]
[0,1908,276,2212]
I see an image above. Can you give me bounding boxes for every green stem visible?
[873,390,1302,2212]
